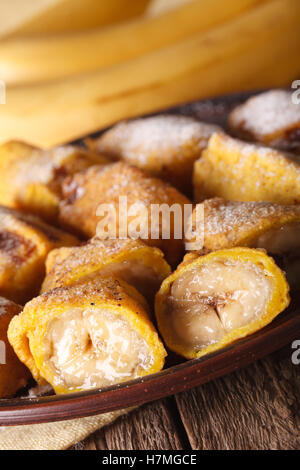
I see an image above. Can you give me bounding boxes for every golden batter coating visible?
[8,275,166,394]
[0,297,31,398]
[186,198,300,289]
[0,206,78,304]
[42,237,171,303]
[194,132,300,204]
[90,115,220,196]
[155,248,290,360]
[228,90,300,152]
[0,140,108,222]
[59,162,191,266]
[187,197,300,251]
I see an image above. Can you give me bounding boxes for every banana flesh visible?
[155,248,290,359]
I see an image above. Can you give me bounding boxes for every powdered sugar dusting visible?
[212,132,300,178]
[203,198,300,239]
[229,90,300,139]
[97,115,220,162]
[13,146,83,186]
[45,238,147,285]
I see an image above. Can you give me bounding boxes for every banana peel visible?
[0,0,150,38]
[0,0,266,85]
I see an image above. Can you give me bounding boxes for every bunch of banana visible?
[0,0,299,147]
[0,0,264,86]
[0,0,150,38]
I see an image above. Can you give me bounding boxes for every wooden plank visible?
[77,347,299,450]
[175,351,300,450]
[93,398,190,450]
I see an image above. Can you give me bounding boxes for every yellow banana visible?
[0,0,150,38]
[0,0,266,86]
[0,0,299,148]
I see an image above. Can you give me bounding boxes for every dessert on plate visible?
[155,248,290,359]
[59,162,190,266]
[228,89,300,152]
[193,132,300,204]
[0,140,108,223]
[42,237,171,304]
[0,89,297,399]
[8,274,166,394]
[90,115,220,196]
[0,206,78,304]
[185,198,300,288]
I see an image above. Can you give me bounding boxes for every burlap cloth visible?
[0,408,133,450]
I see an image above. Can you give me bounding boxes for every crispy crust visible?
[194,132,300,204]
[155,247,290,359]
[42,237,171,302]
[0,206,78,304]
[0,140,108,222]
[0,296,31,397]
[59,162,190,266]
[91,115,220,196]
[8,275,167,394]
[186,197,300,252]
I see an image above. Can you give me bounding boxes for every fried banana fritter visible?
[194,133,300,204]
[0,206,78,304]
[59,162,190,266]
[91,115,220,196]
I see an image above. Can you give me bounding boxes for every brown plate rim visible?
[0,88,298,426]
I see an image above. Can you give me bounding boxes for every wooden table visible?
[74,345,299,450]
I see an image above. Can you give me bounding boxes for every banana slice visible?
[8,275,166,394]
[155,248,290,359]
[186,198,300,289]
[59,162,190,266]
[0,140,108,223]
[90,115,220,196]
[193,132,300,205]
[0,206,78,304]
[42,237,170,304]
[228,90,300,152]
[254,225,300,289]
